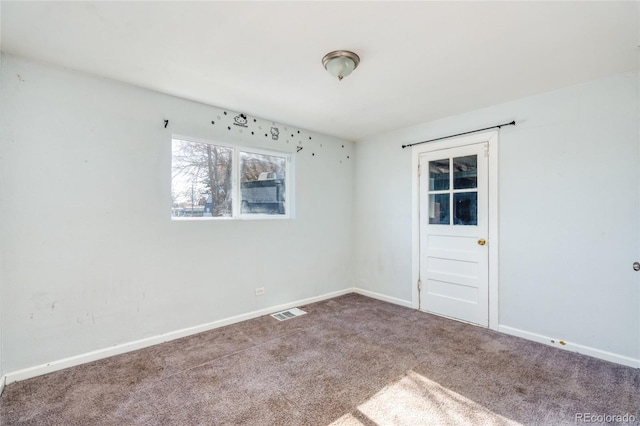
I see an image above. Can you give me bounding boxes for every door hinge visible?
[418,164,421,177]
[484,143,489,157]
[417,279,422,291]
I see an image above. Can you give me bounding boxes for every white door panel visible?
[419,143,488,326]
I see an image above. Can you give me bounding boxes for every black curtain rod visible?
[401,120,516,149]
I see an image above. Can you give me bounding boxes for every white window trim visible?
[236,146,294,220]
[171,135,294,220]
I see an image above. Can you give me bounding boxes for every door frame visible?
[411,130,499,330]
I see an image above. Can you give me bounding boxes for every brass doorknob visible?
[478,239,486,246]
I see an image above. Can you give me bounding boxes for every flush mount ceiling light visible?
[322,50,360,81]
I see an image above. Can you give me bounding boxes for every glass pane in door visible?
[429,194,450,224]
[453,192,477,225]
[429,159,450,191]
[453,155,477,189]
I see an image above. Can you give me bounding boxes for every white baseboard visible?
[4,288,354,385]
[7,291,635,386]
[352,288,413,308]
[498,325,640,369]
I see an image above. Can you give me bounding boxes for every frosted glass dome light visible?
[322,50,360,81]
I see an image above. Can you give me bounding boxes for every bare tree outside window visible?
[172,139,233,217]
[171,139,291,219]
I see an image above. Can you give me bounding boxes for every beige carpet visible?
[1,293,638,425]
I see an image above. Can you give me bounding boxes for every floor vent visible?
[271,307,307,321]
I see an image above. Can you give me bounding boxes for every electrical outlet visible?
[255,287,265,296]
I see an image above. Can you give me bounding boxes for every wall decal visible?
[233,113,248,127]
[164,120,169,128]
[194,107,352,165]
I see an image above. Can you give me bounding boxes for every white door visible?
[419,143,489,326]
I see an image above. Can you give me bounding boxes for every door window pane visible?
[429,194,450,224]
[429,159,450,191]
[453,155,477,189]
[240,152,286,215]
[453,192,477,225]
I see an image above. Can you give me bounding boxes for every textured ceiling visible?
[1,1,638,141]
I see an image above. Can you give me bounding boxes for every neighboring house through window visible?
[171,137,292,219]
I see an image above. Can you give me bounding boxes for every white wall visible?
[0,0,4,388]
[0,54,355,374]
[355,72,640,364]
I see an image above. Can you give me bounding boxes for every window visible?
[171,138,291,219]
[428,155,478,226]
[239,151,287,215]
